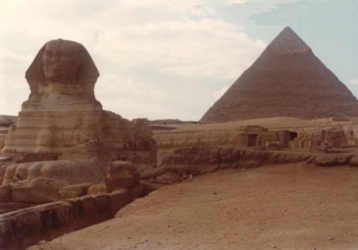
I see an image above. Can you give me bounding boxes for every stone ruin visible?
[153,118,358,165]
[289,124,357,150]
[201,27,358,123]
[0,39,156,204]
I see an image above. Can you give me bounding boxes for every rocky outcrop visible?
[57,183,93,200]
[87,183,107,195]
[11,177,70,204]
[201,27,358,122]
[105,161,140,192]
[313,154,354,166]
[0,115,16,152]
[0,159,144,204]
[143,146,314,183]
[142,146,358,184]
[1,159,106,186]
[0,185,10,202]
[159,146,270,172]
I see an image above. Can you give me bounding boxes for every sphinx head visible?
[42,39,84,84]
[26,39,99,99]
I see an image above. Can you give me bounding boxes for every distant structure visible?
[200,27,358,123]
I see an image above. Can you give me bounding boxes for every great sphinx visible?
[0,39,156,187]
[1,39,107,160]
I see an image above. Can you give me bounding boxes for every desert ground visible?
[28,163,358,250]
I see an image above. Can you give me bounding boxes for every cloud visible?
[0,47,33,115]
[0,73,28,115]
[0,0,268,120]
[90,8,266,80]
[96,74,170,119]
[349,79,358,85]
[0,0,265,80]
[0,47,33,65]
[226,0,247,4]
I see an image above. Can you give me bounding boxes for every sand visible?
[29,163,358,250]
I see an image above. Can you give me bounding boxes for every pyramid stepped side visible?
[201,27,358,122]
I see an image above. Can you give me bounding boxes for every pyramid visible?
[200,27,358,122]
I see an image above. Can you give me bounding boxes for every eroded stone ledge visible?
[0,186,143,250]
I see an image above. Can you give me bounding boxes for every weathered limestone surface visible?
[290,125,350,150]
[1,159,106,186]
[57,183,93,200]
[142,145,358,184]
[105,161,140,192]
[2,39,102,159]
[313,154,354,166]
[148,118,358,182]
[0,185,11,202]
[0,159,13,184]
[349,154,358,166]
[154,124,289,164]
[201,27,358,122]
[0,116,16,127]
[11,177,70,204]
[87,183,107,195]
[0,188,145,250]
[153,117,358,164]
[0,115,16,151]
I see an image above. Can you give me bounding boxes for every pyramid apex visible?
[283,26,294,31]
[267,26,311,55]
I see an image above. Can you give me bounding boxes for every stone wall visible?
[153,120,358,164]
[153,125,289,164]
[0,186,143,250]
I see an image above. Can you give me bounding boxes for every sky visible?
[1,0,357,121]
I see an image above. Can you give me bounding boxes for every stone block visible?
[347,138,356,146]
[294,139,302,149]
[314,154,354,166]
[23,153,43,163]
[57,183,92,200]
[303,140,311,149]
[277,142,285,148]
[11,177,69,204]
[110,189,130,216]
[277,130,290,147]
[105,161,140,190]
[87,183,107,195]
[0,185,11,202]
[106,171,140,190]
[130,185,143,201]
[349,154,358,166]
[265,142,278,148]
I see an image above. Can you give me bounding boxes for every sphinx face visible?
[42,40,82,84]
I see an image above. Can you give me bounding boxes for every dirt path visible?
[29,163,358,250]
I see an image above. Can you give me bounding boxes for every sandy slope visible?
[29,163,358,250]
